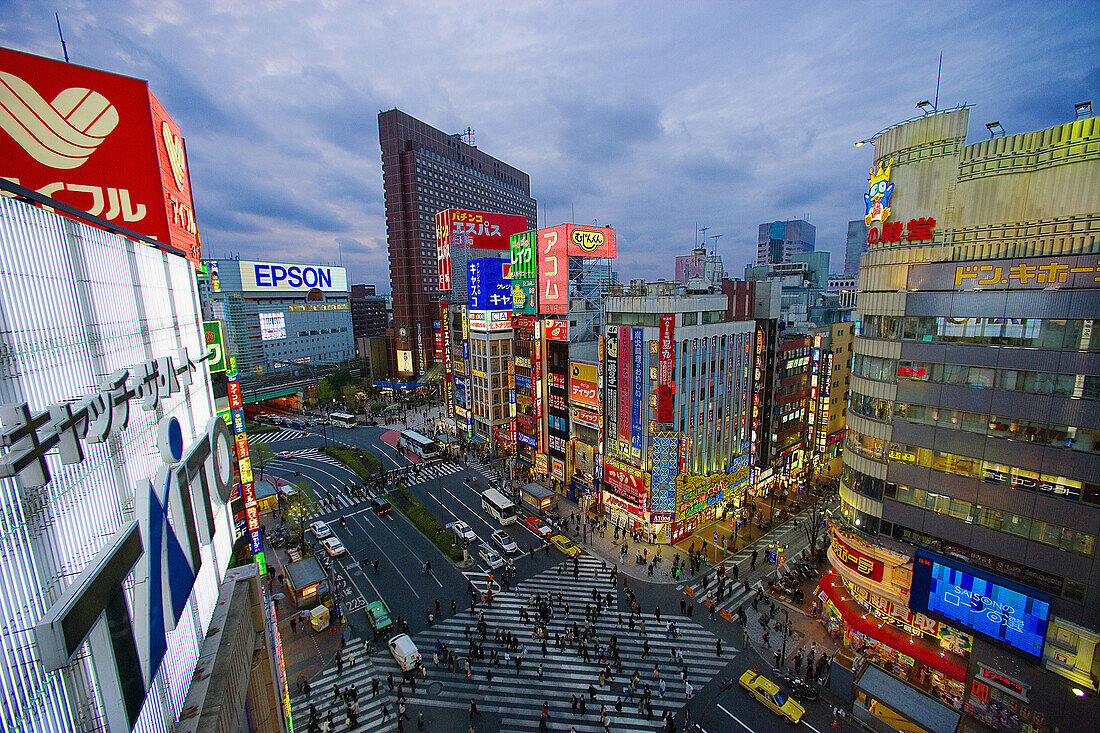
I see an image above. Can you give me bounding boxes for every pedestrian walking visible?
[387,672,394,691]
[469,698,479,719]
[716,638,723,657]
[290,617,298,633]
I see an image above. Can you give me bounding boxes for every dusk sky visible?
[3,1,1097,291]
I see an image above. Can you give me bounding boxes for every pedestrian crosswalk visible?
[291,642,400,732]
[253,427,316,443]
[365,554,732,732]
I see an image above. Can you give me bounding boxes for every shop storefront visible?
[669,462,749,544]
[818,568,969,710]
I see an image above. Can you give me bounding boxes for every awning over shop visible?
[820,569,968,682]
[855,664,961,733]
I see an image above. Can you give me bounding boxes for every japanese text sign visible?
[537,227,568,313]
[657,315,675,422]
[467,258,512,310]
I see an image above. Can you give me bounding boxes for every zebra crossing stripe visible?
[291,651,399,732]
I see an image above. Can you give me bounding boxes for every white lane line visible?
[717,703,759,732]
[803,721,824,733]
[358,508,445,589]
[347,513,421,598]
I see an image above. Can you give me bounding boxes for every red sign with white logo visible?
[0,47,201,268]
[545,319,569,341]
[227,380,243,409]
[657,315,675,422]
[537,227,569,314]
[603,459,645,503]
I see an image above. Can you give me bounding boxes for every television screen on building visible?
[258,312,286,341]
[910,550,1050,659]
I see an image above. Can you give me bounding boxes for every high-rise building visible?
[843,219,867,277]
[757,219,816,265]
[378,109,536,378]
[837,107,1100,731]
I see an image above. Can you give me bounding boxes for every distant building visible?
[843,219,867,277]
[349,283,388,339]
[199,258,354,378]
[827,275,858,310]
[378,109,536,378]
[744,251,850,329]
[757,219,816,265]
[674,247,725,288]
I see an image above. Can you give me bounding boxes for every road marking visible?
[347,514,420,598]
[803,721,824,733]
[717,703,759,732]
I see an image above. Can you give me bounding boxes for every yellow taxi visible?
[549,534,581,557]
[738,669,805,725]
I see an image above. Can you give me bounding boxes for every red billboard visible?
[544,319,569,341]
[657,315,675,422]
[0,47,201,268]
[537,226,569,313]
[436,209,529,290]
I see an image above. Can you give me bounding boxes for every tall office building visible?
[836,108,1100,732]
[757,219,816,265]
[844,219,868,277]
[378,109,536,378]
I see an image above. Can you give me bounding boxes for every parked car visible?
[491,530,519,554]
[309,520,331,539]
[478,543,505,569]
[446,520,477,544]
[549,534,581,557]
[366,600,393,638]
[321,537,346,557]
[738,670,805,725]
[523,516,552,539]
[370,497,393,516]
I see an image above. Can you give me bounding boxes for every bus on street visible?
[481,488,517,525]
[330,412,357,428]
[398,430,439,459]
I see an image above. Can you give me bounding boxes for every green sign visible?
[203,320,228,373]
[254,551,267,575]
[511,278,537,314]
[509,231,537,280]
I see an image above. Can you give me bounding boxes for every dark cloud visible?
[3,0,1097,290]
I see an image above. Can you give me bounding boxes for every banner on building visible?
[631,327,645,458]
[537,227,568,313]
[618,326,632,445]
[657,315,675,422]
[569,362,599,409]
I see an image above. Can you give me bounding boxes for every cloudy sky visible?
[4,1,1097,290]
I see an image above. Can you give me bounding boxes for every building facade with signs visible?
[601,286,756,543]
[840,107,1100,730]
[379,110,536,379]
[0,194,248,732]
[198,259,354,379]
[809,322,854,476]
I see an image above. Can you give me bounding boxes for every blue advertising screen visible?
[467,258,511,311]
[910,551,1050,659]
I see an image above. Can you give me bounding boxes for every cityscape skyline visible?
[3,1,1096,290]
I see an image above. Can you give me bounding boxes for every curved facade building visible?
[836,108,1100,731]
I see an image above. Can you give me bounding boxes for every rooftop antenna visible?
[710,233,724,257]
[934,52,942,111]
[461,126,475,146]
[699,225,710,250]
[55,13,69,62]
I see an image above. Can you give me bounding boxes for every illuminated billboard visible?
[239,261,348,293]
[467,258,512,310]
[258,312,286,340]
[0,47,202,268]
[537,227,568,313]
[569,362,598,409]
[397,350,414,374]
[436,209,529,290]
[910,551,1051,659]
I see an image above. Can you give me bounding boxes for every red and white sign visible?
[570,378,598,407]
[537,227,569,313]
[570,405,600,429]
[657,315,675,422]
[545,319,569,341]
[436,209,528,290]
[830,526,885,583]
[603,458,645,503]
[0,47,201,268]
[603,492,644,517]
[227,380,243,409]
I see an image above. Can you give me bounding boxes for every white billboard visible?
[239,260,348,293]
[258,312,286,340]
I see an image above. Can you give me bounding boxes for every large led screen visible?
[258,312,286,340]
[910,551,1050,659]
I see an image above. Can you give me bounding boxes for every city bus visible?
[398,430,439,459]
[481,488,517,526]
[329,412,357,429]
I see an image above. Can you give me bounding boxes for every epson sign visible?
[241,260,348,293]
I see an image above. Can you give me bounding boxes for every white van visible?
[388,633,421,672]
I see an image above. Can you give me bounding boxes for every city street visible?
[266,425,857,732]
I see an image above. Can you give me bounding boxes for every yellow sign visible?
[888,446,916,463]
[570,228,604,252]
[287,303,348,311]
